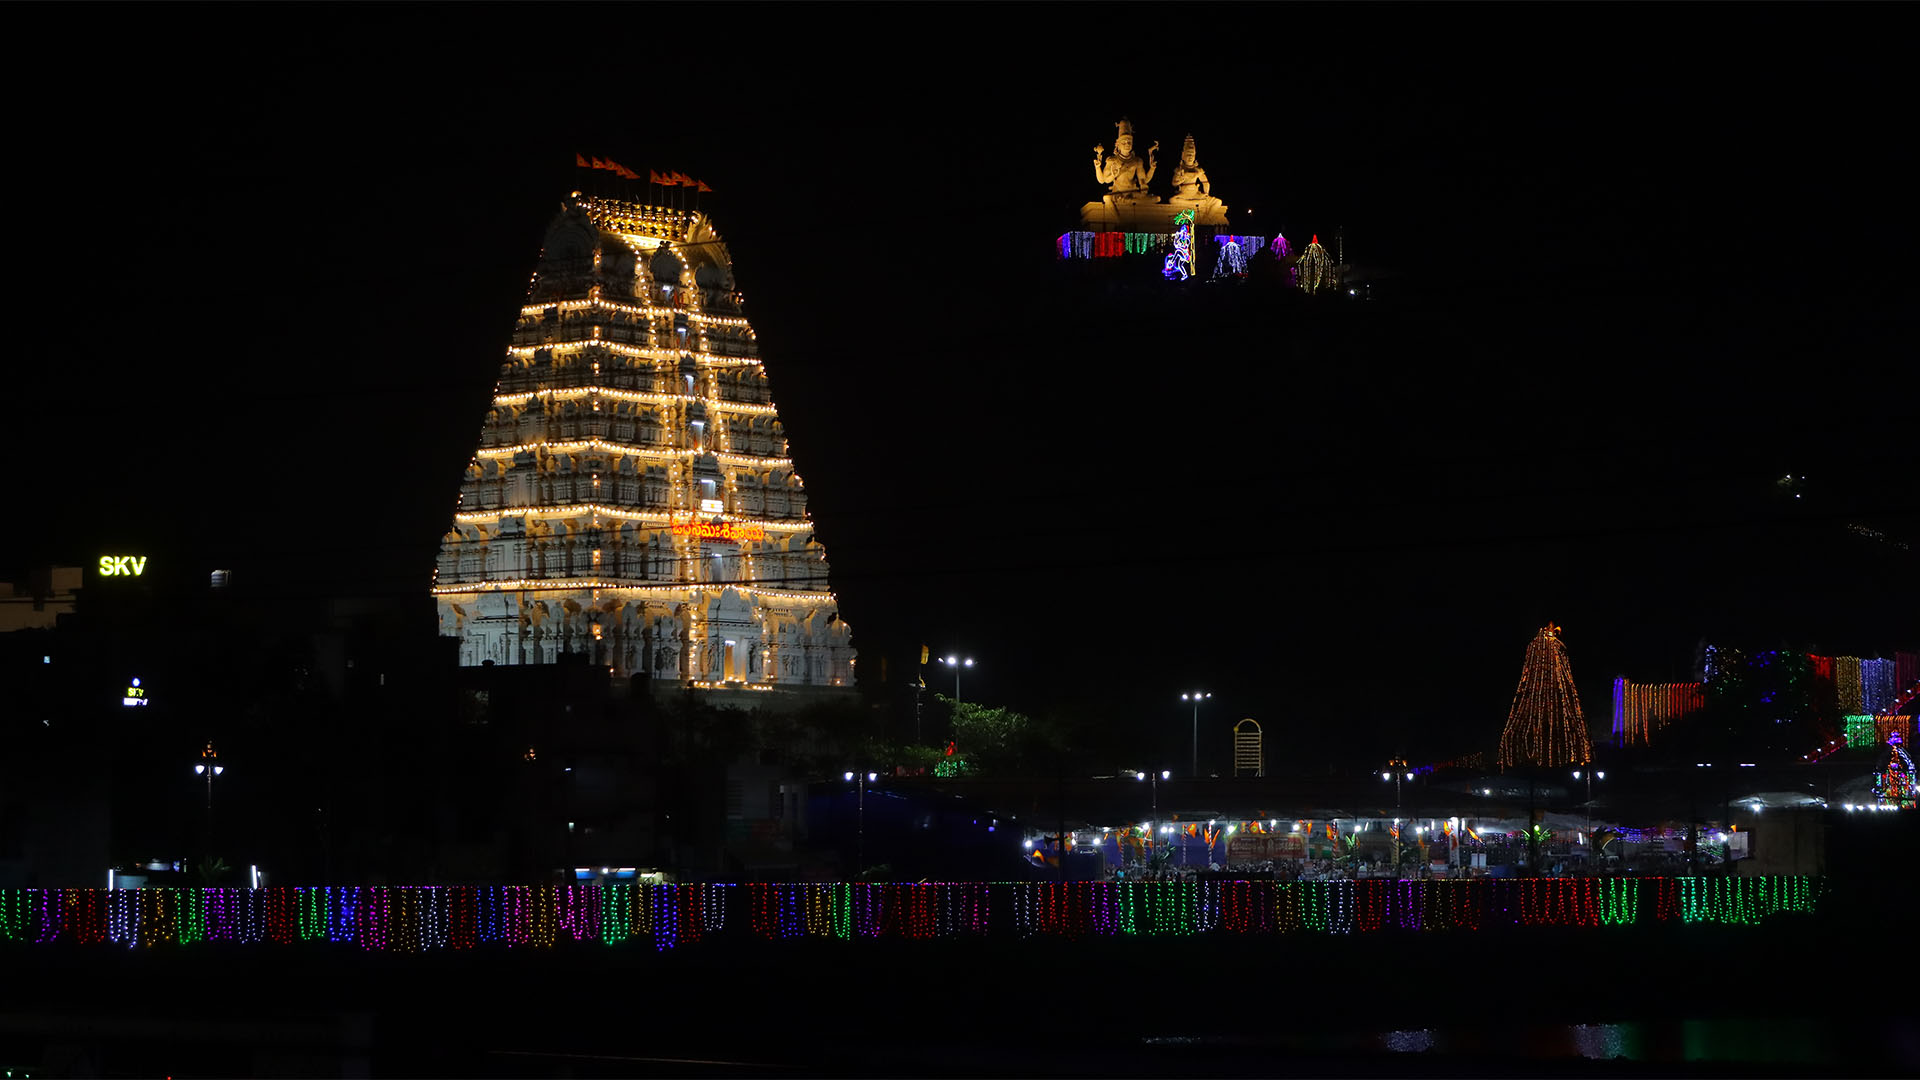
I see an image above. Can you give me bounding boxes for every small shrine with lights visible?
[433,191,854,691]
[1874,731,1917,809]
[1059,117,1342,292]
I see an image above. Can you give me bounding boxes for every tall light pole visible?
[1136,769,1170,820]
[1182,691,1211,778]
[1136,770,1170,870]
[1382,759,1411,813]
[1573,768,1605,867]
[941,655,974,702]
[1382,761,1411,876]
[844,770,876,877]
[193,741,225,863]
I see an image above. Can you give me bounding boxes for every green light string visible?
[1676,876,1818,927]
[0,890,22,942]
[1600,878,1638,925]
[181,887,206,945]
[1299,882,1329,933]
[1143,882,1172,935]
[833,882,853,940]
[1117,881,1138,935]
[602,883,629,945]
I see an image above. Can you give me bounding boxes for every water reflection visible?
[1148,1017,1914,1070]
[1379,1028,1435,1053]
[1569,1022,1635,1061]
[1371,1017,1851,1064]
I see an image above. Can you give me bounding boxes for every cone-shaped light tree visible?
[1498,624,1594,768]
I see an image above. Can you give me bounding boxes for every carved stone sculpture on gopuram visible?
[1081,118,1229,230]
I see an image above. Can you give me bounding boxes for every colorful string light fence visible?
[2,885,724,952]
[0,878,1822,951]
[1002,878,1822,937]
[1677,875,1822,926]
[744,883,990,941]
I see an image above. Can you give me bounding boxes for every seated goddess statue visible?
[1167,134,1227,223]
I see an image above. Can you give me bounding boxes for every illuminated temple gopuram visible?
[433,193,854,690]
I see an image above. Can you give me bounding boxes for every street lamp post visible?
[1181,691,1211,778]
[941,656,974,702]
[1382,761,1412,808]
[193,741,225,862]
[1135,769,1170,869]
[1381,761,1412,876]
[1573,768,1606,867]
[844,770,877,877]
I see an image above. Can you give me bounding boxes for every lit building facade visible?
[434,194,853,690]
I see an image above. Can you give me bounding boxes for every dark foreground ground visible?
[1,883,1912,1078]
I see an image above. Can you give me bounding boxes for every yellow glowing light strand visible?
[1498,624,1594,768]
[491,388,777,416]
[471,437,791,469]
[451,503,809,529]
[504,340,761,369]
[1835,657,1863,715]
[430,579,834,602]
[516,296,754,331]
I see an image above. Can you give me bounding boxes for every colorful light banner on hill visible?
[1612,678,1706,747]
[0,877,1822,952]
[1846,715,1918,749]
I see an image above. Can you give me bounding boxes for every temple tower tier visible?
[432,194,854,689]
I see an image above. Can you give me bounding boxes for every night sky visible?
[12,12,1915,769]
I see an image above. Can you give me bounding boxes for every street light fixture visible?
[845,770,878,877]
[1573,768,1606,863]
[1181,691,1211,778]
[1136,769,1171,819]
[1382,758,1408,810]
[941,655,975,702]
[193,741,225,863]
[1136,769,1172,868]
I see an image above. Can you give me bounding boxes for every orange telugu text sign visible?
[669,515,767,544]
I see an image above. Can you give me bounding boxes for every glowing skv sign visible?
[98,556,148,577]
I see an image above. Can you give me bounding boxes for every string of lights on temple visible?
[1498,624,1594,768]
[0,878,1823,949]
[437,192,855,687]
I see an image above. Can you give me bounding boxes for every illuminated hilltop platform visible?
[1060,119,1342,290]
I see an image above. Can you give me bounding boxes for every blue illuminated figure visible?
[1163,209,1194,281]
